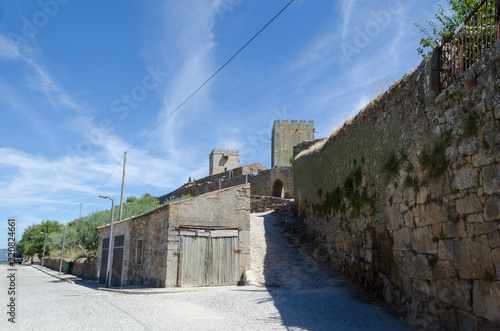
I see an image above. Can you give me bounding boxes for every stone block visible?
[483,164,500,194]
[484,196,500,221]
[475,222,499,236]
[473,280,500,324]
[393,228,412,251]
[417,186,428,204]
[433,260,457,279]
[406,251,434,280]
[455,236,495,279]
[386,203,401,231]
[456,195,483,215]
[438,239,455,261]
[413,227,437,254]
[493,248,500,278]
[429,279,472,311]
[438,308,457,328]
[489,231,500,249]
[454,165,478,190]
[457,310,478,331]
[422,202,448,226]
[443,220,471,238]
[473,150,496,167]
[467,213,484,223]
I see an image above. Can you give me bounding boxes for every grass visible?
[49,248,90,260]
[462,110,477,138]
[419,130,453,178]
[381,150,402,181]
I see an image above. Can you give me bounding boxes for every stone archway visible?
[272,179,284,198]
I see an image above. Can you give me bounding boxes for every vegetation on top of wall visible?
[419,129,453,179]
[381,149,406,182]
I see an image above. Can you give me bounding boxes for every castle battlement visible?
[273,120,314,129]
[210,148,239,155]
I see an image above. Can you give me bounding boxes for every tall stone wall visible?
[294,43,500,330]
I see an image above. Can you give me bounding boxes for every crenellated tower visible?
[209,149,240,175]
[271,120,315,167]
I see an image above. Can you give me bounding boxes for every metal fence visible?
[438,0,500,91]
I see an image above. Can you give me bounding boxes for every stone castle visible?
[271,120,315,167]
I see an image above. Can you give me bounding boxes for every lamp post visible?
[30,236,34,264]
[40,232,47,268]
[57,223,67,275]
[219,176,226,190]
[99,194,115,288]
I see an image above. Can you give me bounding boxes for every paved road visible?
[0,264,414,331]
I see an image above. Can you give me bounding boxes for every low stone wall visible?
[251,195,293,213]
[294,42,500,330]
[41,256,96,280]
[158,166,294,203]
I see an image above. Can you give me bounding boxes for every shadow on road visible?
[261,212,413,331]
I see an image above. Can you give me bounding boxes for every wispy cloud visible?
[341,0,355,40]
[0,35,21,60]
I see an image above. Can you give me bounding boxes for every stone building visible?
[271,120,315,167]
[209,149,240,175]
[97,184,251,288]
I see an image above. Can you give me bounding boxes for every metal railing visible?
[438,0,500,91]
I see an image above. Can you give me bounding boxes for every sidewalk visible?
[31,265,240,294]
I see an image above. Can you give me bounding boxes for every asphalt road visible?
[0,264,414,331]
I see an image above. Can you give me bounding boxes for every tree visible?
[188,176,192,183]
[16,220,61,257]
[126,196,137,203]
[413,0,492,57]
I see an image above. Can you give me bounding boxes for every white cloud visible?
[0,35,21,60]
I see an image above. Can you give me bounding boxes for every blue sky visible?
[0,0,441,249]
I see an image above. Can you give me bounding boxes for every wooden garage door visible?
[178,229,239,287]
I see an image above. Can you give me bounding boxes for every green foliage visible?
[462,110,478,138]
[289,155,294,165]
[413,0,491,58]
[188,176,192,183]
[381,150,402,181]
[18,194,160,256]
[419,130,453,178]
[16,220,60,257]
[404,175,419,188]
[320,164,368,216]
[126,196,137,203]
[438,233,447,241]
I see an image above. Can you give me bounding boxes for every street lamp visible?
[57,223,67,275]
[40,232,47,268]
[30,236,34,264]
[219,176,226,190]
[99,194,115,288]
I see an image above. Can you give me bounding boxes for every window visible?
[229,170,233,178]
[250,168,254,174]
[136,240,143,264]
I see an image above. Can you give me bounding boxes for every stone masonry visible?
[294,42,500,329]
[209,149,240,175]
[272,120,315,167]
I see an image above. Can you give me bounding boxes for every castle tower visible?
[209,149,240,175]
[271,120,315,167]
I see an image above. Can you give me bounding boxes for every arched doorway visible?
[272,180,284,198]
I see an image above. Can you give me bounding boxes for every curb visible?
[31,265,75,284]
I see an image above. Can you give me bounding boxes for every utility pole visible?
[79,203,83,219]
[119,151,127,222]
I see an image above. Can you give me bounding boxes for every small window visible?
[250,169,254,174]
[229,170,233,178]
[136,240,143,264]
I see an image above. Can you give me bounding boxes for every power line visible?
[48,0,294,222]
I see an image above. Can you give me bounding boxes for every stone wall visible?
[158,166,294,203]
[41,256,96,280]
[250,195,293,213]
[294,42,500,330]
